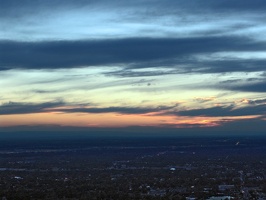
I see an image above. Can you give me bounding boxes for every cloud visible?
[216,116,266,135]
[193,97,216,103]
[105,59,266,78]
[196,60,266,74]
[1,116,265,136]
[1,36,265,70]
[260,71,266,77]
[0,101,177,115]
[248,98,266,104]
[52,105,176,115]
[227,81,266,93]
[200,0,266,12]
[1,0,265,132]
[175,104,266,117]
[2,0,266,19]
[0,101,65,115]
[218,77,266,92]
[2,0,266,43]
[32,90,61,94]
[105,69,180,78]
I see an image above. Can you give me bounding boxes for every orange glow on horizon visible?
[0,112,261,128]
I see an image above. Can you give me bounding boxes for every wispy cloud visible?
[218,78,266,93]
[53,105,176,115]
[1,0,266,131]
[193,97,216,103]
[174,104,266,117]
[1,0,266,41]
[226,81,266,93]
[0,101,65,115]
[0,101,177,115]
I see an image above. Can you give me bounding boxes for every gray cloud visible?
[1,0,265,132]
[175,104,266,117]
[1,116,265,136]
[216,116,266,135]
[107,59,266,78]
[2,0,266,18]
[0,101,176,115]
[227,81,266,93]
[260,72,266,77]
[248,98,266,105]
[2,0,266,43]
[200,0,266,12]
[0,0,98,18]
[105,69,180,78]
[196,60,266,74]
[1,36,265,70]
[0,101,65,115]
[218,78,266,93]
[53,105,176,115]
[32,90,62,94]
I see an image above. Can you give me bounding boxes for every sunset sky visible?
[0,0,266,135]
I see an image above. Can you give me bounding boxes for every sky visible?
[0,0,266,135]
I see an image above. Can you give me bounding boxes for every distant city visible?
[0,136,265,199]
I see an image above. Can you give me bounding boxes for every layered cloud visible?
[0,101,176,115]
[1,37,266,73]
[225,81,266,93]
[1,99,265,118]
[0,101,66,115]
[1,0,265,133]
[175,104,266,117]
[2,0,266,40]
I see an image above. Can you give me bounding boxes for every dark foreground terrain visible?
[0,135,265,200]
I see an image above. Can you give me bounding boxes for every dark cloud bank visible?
[0,101,175,115]
[1,36,266,71]
[0,101,65,115]
[175,104,266,117]
[1,101,265,118]
[226,81,266,93]
[1,100,265,136]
